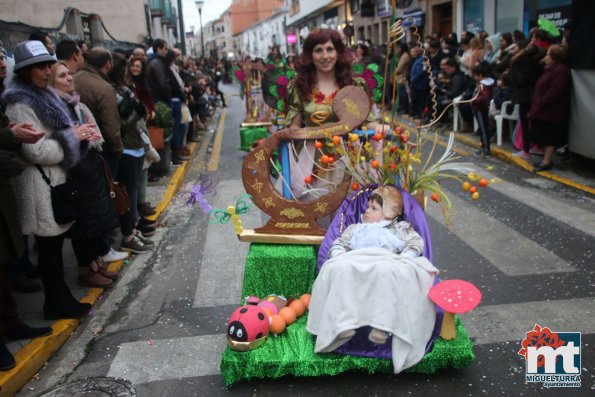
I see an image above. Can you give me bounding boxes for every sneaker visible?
[121,236,152,254]
[135,230,155,246]
[513,150,531,160]
[102,247,130,263]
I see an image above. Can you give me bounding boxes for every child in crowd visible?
[471,63,495,156]
[491,71,513,115]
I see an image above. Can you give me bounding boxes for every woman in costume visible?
[3,41,92,319]
[307,186,439,373]
[283,28,388,199]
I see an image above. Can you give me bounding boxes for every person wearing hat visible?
[0,43,55,371]
[2,40,95,320]
[307,184,439,374]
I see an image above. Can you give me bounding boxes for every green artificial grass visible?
[221,243,475,386]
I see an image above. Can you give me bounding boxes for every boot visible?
[95,257,120,280]
[0,341,15,371]
[5,322,53,340]
[172,149,189,161]
[79,260,113,288]
[44,302,92,320]
[138,202,156,217]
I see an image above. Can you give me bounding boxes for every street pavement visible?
[3,83,594,396]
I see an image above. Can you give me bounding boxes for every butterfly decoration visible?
[174,175,218,214]
[209,194,254,234]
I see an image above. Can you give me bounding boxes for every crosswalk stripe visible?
[463,297,595,345]
[108,334,227,383]
[426,186,577,276]
[470,166,595,238]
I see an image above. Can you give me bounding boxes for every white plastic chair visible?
[452,95,477,132]
[452,95,464,132]
[493,100,519,146]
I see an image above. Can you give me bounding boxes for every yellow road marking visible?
[208,109,227,172]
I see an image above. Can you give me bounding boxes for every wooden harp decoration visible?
[241,86,371,241]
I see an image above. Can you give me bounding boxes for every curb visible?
[0,114,221,396]
[400,115,595,195]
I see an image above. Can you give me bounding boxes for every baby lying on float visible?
[307,185,440,373]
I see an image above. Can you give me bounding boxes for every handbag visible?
[37,165,81,224]
[100,158,130,215]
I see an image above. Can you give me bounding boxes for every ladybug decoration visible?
[226,305,269,351]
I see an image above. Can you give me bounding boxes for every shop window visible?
[463,0,484,34]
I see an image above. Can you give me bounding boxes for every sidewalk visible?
[401,115,595,195]
[0,114,221,396]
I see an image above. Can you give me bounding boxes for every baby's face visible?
[363,200,386,223]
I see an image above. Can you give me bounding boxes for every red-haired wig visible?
[294,28,353,102]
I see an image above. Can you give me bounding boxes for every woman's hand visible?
[75,123,101,141]
[9,122,44,143]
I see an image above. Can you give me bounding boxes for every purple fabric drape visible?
[316,185,443,358]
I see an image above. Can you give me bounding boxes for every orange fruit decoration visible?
[304,175,313,184]
[479,178,489,187]
[431,193,441,202]
[400,134,409,143]
[299,293,311,308]
[462,181,471,191]
[371,159,380,168]
[351,182,360,191]
[320,155,329,164]
[388,162,397,170]
[269,314,286,334]
[279,307,297,325]
[472,192,480,200]
[289,299,306,317]
[373,132,383,141]
[332,135,341,145]
[469,186,478,194]
[314,141,323,149]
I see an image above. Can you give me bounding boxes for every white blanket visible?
[307,247,439,373]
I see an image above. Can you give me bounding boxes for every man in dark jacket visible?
[147,39,172,104]
[0,49,53,371]
[437,57,471,122]
[408,45,429,119]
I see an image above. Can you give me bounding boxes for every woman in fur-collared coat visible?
[2,40,92,320]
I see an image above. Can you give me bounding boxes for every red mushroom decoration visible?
[428,279,482,340]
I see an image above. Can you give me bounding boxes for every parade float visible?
[204,16,492,387]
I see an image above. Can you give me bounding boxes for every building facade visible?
[239,10,288,59]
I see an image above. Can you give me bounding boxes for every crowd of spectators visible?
[0,32,226,370]
[353,26,572,167]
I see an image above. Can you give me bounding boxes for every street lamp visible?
[195,0,205,57]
